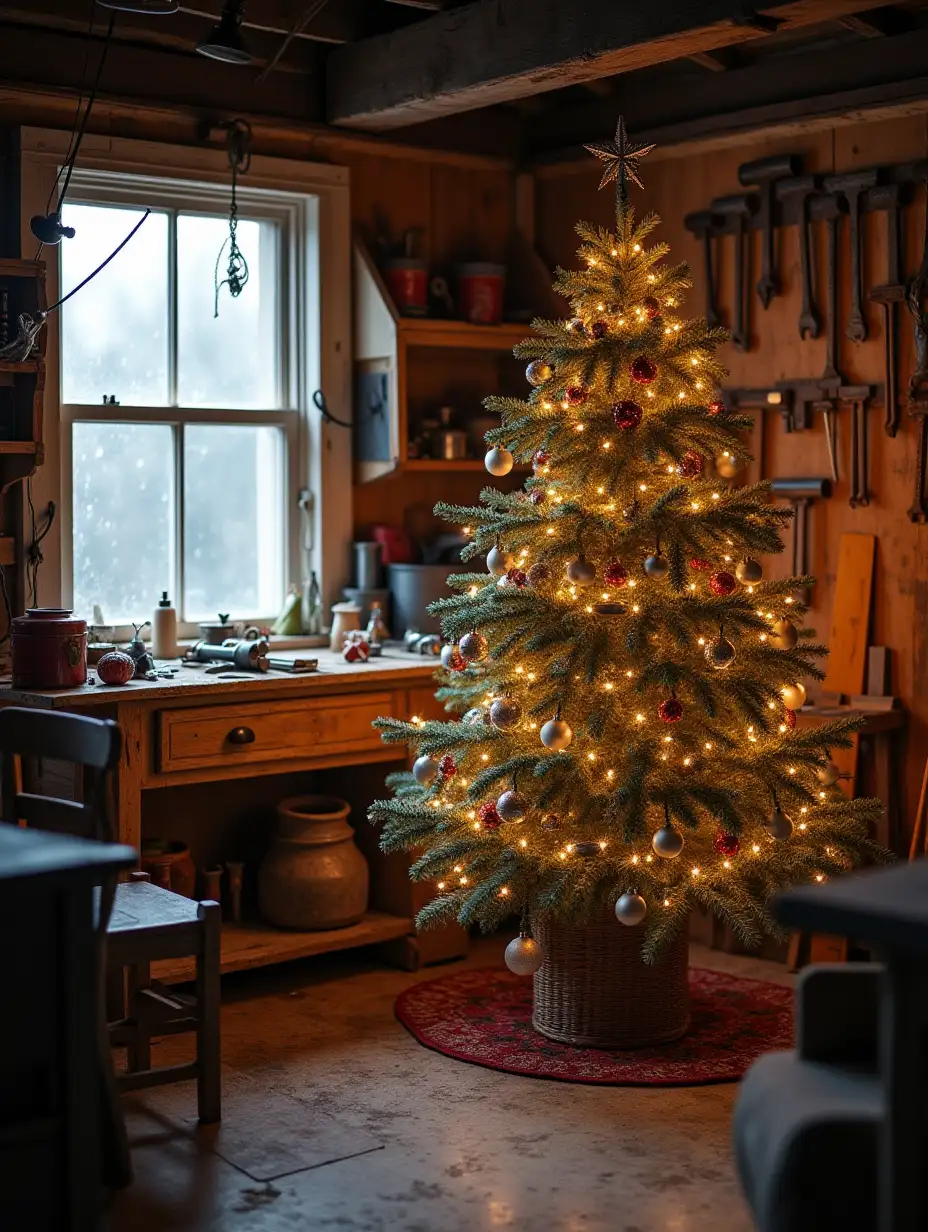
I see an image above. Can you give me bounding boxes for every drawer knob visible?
[227,726,256,746]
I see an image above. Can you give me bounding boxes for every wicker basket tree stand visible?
[531,911,690,1049]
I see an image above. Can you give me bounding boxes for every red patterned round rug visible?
[395,966,793,1086]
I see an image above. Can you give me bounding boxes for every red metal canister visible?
[11,608,87,690]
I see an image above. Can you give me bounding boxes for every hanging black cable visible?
[312,389,352,430]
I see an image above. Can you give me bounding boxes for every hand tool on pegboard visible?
[823,169,879,343]
[841,383,882,508]
[809,192,849,482]
[868,183,909,437]
[683,209,723,327]
[905,163,928,523]
[711,193,757,350]
[738,154,802,308]
[769,477,833,605]
[776,174,823,338]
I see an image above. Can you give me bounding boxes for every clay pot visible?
[258,795,369,930]
[140,839,197,898]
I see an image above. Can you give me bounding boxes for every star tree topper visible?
[585,116,655,202]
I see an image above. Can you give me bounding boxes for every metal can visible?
[11,608,88,690]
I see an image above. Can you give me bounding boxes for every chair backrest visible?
[0,707,123,843]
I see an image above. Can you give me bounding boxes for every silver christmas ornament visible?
[705,635,737,670]
[412,754,440,786]
[817,760,841,786]
[487,545,514,576]
[769,618,799,650]
[485,446,514,477]
[615,892,648,926]
[566,556,596,586]
[496,789,528,821]
[735,558,764,584]
[490,697,522,730]
[780,682,807,711]
[463,707,487,725]
[459,631,488,663]
[440,642,461,670]
[526,359,553,387]
[644,553,669,580]
[540,717,573,750]
[652,823,684,858]
[766,806,794,841]
[504,934,544,976]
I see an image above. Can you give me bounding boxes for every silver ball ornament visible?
[766,807,794,841]
[817,760,841,786]
[769,619,799,650]
[652,823,684,858]
[526,360,553,387]
[705,635,737,670]
[496,789,528,821]
[412,755,440,786]
[540,718,573,751]
[644,553,669,580]
[487,545,514,576]
[780,682,807,711]
[736,558,764,584]
[485,446,514,477]
[459,632,488,663]
[440,642,461,670]
[566,556,596,586]
[490,697,522,730]
[504,934,544,976]
[463,707,487,726]
[615,892,648,926]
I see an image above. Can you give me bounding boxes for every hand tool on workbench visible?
[905,168,928,523]
[769,476,833,605]
[738,154,801,309]
[823,169,879,343]
[711,193,757,350]
[809,192,848,482]
[683,209,723,327]
[776,174,822,338]
[868,182,909,437]
[186,638,270,671]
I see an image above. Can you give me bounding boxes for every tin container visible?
[455,262,506,325]
[11,608,87,690]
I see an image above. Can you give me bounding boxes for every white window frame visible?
[19,128,353,639]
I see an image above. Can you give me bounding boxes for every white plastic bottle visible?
[152,590,177,659]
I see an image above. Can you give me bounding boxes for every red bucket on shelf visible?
[11,608,87,690]
[384,259,428,316]
[455,263,506,325]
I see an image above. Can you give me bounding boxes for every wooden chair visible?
[0,707,221,1136]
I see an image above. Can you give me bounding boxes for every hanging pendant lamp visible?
[196,0,253,64]
[96,0,179,13]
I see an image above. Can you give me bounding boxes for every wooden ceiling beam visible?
[325,0,899,131]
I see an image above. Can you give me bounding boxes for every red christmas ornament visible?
[713,832,741,857]
[590,320,608,339]
[565,386,588,406]
[630,355,658,384]
[96,650,135,686]
[479,801,502,830]
[530,489,546,505]
[642,296,661,321]
[709,570,737,596]
[446,648,466,672]
[679,450,705,478]
[612,400,643,430]
[690,558,713,572]
[439,754,457,779]
[783,707,797,730]
[506,567,528,588]
[707,399,725,416]
[659,696,684,724]
[527,562,551,587]
[604,560,628,587]
[533,449,551,471]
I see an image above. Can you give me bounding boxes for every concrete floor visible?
[106,937,791,1232]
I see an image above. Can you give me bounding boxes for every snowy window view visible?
[60,199,288,626]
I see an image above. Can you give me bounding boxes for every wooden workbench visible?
[1,647,453,981]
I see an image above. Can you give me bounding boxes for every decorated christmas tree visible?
[371,120,885,1026]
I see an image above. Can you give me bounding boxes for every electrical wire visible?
[0,566,11,646]
[312,388,352,429]
[25,479,56,610]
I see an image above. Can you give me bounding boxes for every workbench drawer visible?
[156,692,394,774]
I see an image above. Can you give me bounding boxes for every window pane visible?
[60,204,169,406]
[72,422,174,625]
[177,214,280,409]
[183,424,284,620]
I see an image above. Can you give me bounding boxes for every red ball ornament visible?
[709,570,737,596]
[658,696,684,724]
[690,558,713,572]
[506,567,528,588]
[713,832,741,857]
[530,489,546,506]
[527,562,551,587]
[446,648,466,672]
[590,320,607,339]
[630,356,658,384]
[96,650,136,686]
[439,754,457,780]
[642,296,661,321]
[707,399,725,416]
[533,449,550,471]
[612,400,643,430]
[565,386,588,406]
[783,707,797,731]
[604,560,628,587]
[479,801,502,830]
[679,450,705,478]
